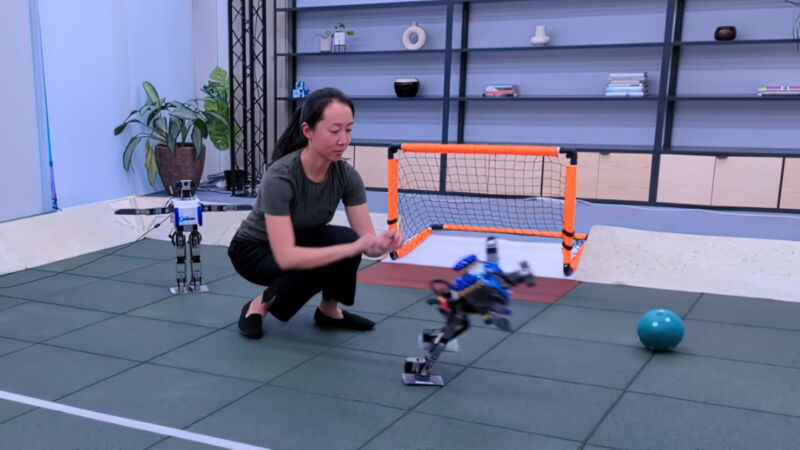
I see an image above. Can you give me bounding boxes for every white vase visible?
[531,25,550,46]
[333,31,347,52]
[320,35,332,52]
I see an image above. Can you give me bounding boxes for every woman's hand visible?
[364,229,403,257]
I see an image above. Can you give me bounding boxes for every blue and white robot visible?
[403,236,535,386]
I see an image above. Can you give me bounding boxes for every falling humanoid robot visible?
[403,236,535,386]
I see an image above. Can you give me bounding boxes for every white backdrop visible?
[0,0,45,222]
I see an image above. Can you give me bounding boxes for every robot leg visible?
[187,226,209,292]
[170,226,188,294]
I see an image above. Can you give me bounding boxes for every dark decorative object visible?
[714,26,737,41]
[155,145,205,196]
[394,78,420,97]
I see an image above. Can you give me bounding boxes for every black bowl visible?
[394,78,419,97]
[714,26,737,41]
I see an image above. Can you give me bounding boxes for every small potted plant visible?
[332,23,354,52]
[114,81,226,195]
[200,66,246,190]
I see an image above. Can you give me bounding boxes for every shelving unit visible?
[273,0,800,213]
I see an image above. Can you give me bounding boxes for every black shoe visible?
[238,301,263,339]
[314,308,375,331]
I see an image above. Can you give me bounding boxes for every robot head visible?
[175,180,195,200]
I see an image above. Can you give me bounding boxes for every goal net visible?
[387,143,587,276]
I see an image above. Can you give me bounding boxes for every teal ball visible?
[637,309,684,351]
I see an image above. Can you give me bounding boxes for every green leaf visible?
[191,126,204,159]
[168,118,179,154]
[142,81,160,106]
[171,105,199,121]
[145,141,158,189]
[204,110,227,125]
[154,117,168,137]
[193,119,207,138]
[208,121,229,150]
[122,136,141,171]
[114,119,143,135]
[210,66,227,84]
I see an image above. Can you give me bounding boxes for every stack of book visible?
[605,72,647,97]
[757,85,800,96]
[483,84,519,97]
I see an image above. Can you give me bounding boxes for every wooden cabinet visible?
[657,154,715,205]
[780,158,800,210]
[353,145,388,189]
[711,157,782,208]
[596,153,652,202]
[576,152,599,199]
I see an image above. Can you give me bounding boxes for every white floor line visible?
[0,390,269,450]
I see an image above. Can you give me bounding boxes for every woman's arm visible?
[266,214,373,270]
[345,203,403,257]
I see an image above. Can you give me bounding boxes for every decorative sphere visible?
[637,309,684,351]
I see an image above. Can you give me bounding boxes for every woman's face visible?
[302,100,353,162]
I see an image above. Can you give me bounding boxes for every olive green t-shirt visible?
[235,149,367,243]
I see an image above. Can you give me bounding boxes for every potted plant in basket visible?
[114,81,226,195]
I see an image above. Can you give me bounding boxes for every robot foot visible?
[402,357,445,386]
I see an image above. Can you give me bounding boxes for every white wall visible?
[36,0,228,208]
[193,0,230,180]
[0,0,45,222]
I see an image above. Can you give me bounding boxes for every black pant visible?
[227,225,362,322]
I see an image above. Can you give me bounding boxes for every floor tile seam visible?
[0,271,63,289]
[407,410,586,444]
[260,382,411,414]
[110,272,235,289]
[526,301,800,333]
[63,256,167,279]
[37,342,144,365]
[39,322,223,365]
[548,302,672,316]
[0,298,28,312]
[0,405,39,428]
[146,360,274,385]
[50,327,238,403]
[357,366,471,450]
[325,339,470,366]
[28,312,119,344]
[683,317,800,334]
[580,351,657,447]
[2,295,156,316]
[652,350,800,371]
[0,341,38,359]
[513,329,642,349]
[624,390,800,420]
[465,365,628,391]
[514,330,800,370]
[123,311,237,330]
[143,436,170,450]
[304,342,470,371]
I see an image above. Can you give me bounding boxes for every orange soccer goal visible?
[387,142,588,276]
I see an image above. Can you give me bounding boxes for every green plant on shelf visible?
[324,23,355,38]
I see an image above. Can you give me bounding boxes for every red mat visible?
[358,262,578,304]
